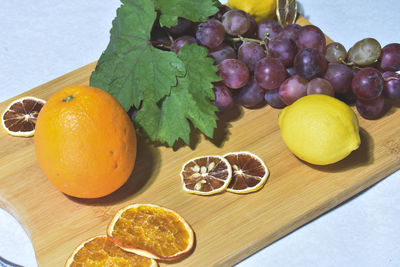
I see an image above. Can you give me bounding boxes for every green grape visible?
[348,38,381,66]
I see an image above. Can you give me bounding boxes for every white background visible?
[0,1,399,266]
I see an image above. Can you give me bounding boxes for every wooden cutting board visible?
[1,16,400,266]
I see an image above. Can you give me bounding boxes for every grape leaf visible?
[154,0,219,27]
[90,0,221,147]
[90,0,185,111]
[135,44,220,146]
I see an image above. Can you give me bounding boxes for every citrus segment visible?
[107,204,194,261]
[224,152,269,194]
[65,235,157,267]
[276,0,298,27]
[1,96,45,137]
[180,155,232,195]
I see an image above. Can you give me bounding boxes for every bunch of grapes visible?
[153,5,400,120]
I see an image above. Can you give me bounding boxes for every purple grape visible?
[356,95,385,119]
[214,5,231,20]
[221,9,251,36]
[268,37,297,67]
[278,24,302,42]
[236,78,265,108]
[171,35,196,54]
[325,42,347,63]
[257,19,282,41]
[238,42,266,72]
[196,19,225,49]
[286,66,297,76]
[295,25,326,54]
[336,91,357,105]
[307,78,335,96]
[294,48,328,80]
[382,71,400,100]
[378,43,400,71]
[218,59,250,89]
[243,15,257,37]
[167,17,193,35]
[209,43,236,65]
[352,67,383,100]
[323,62,354,94]
[264,88,287,109]
[254,57,287,90]
[212,82,234,112]
[278,75,308,105]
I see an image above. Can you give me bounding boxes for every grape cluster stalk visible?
[152,5,400,120]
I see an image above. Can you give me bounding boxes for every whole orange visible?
[34,86,137,198]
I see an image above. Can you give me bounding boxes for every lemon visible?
[227,0,277,23]
[278,95,361,165]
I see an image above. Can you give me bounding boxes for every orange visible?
[224,151,269,194]
[34,86,137,198]
[107,204,195,261]
[1,96,45,137]
[180,155,232,195]
[65,235,158,267]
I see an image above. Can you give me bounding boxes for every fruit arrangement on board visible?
[1,0,400,265]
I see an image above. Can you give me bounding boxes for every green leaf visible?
[135,44,220,146]
[90,0,221,147]
[154,0,219,27]
[212,0,223,8]
[90,0,185,111]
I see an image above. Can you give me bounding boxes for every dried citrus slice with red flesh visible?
[107,204,194,261]
[276,0,298,27]
[1,96,45,137]
[65,235,157,267]
[180,155,232,195]
[223,151,269,194]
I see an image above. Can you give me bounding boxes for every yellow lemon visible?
[278,95,361,165]
[227,0,277,23]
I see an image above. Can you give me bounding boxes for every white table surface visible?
[0,1,399,266]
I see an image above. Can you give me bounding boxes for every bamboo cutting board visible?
[1,16,400,266]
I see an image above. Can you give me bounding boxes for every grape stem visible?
[228,35,269,55]
[339,58,354,66]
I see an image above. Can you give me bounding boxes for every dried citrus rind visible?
[180,155,232,195]
[107,203,194,261]
[276,0,298,27]
[1,96,45,137]
[224,151,269,194]
[65,235,157,267]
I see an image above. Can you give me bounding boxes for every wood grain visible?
[0,17,399,266]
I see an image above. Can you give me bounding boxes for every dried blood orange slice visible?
[107,204,194,261]
[276,0,298,27]
[1,96,45,137]
[65,235,157,267]
[223,151,269,194]
[180,155,232,195]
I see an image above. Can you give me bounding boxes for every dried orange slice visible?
[65,235,157,267]
[107,204,194,261]
[180,155,232,195]
[1,96,45,137]
[276,0,298,27]
[223,151,269,194]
